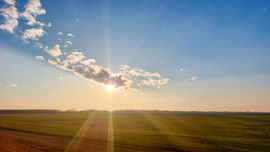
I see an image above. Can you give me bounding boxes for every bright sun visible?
[106,85,115,91]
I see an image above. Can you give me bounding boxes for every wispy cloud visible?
[44,44,62,57]
[3,0,16,6]
[21,27,46,43]
[10,84,17,87]
[67,33,75,37]
[64,41,72,47]
[258,75,265,78]
[20,0,50,27]
[66,41,72,45]
[35,55,44,60]
[120,65,161,78]
[254,75,266,80]
[80,59,96,65]
[65,52,85,64]
[34,42,43,48]
[120,65,169,89]
[58,32,63,35]
[139,77,169,88]
[0,0,19,33]
[186,76,198,81]
[59,76,63,80]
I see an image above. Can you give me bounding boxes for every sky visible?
[0,0,270,111]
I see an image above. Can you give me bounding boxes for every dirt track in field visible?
[229,117,270,125]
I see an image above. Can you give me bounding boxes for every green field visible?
[0,112,270,151]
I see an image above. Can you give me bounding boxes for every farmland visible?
[0,111,270,151]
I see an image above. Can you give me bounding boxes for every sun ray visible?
[142,113,184,149]
[65,112,96,152]
[107,112,114,152]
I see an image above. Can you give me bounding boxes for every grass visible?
[0,112,270,151]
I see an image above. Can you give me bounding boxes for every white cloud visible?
[58,32,63,35]
[258,75,265,78]
[64,41,72,47]
[35,55,44,60]
[140,77,169,88]
[10,84,17,87]
[120,65,161,78]
[3,0,16,6]
[59,76,63,80]
[76,19,79,23]
[0,1,19,33]
[80,59,96,65]
[0,83,2,86]
[44,44,62,57]
[180,68,184,71]
[48,58,127,89]
[48,58,71,71]
[21,28,46,42]
[119,65,169,89]
[20,0,47,26]
[186,77,198,81]
[58,38,61,41]
[66,41,72,45]
[34,42,43,48]
[67,33,75,37]
[48,58,169,90]
[66,52,85,64]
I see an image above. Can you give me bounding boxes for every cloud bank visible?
[48,58,128,89]
[47,56,169,90]
[0,0,170,91]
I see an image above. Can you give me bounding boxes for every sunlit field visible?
[0,112,270,151]
[1,0,270,151]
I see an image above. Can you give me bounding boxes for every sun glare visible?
[106,85,115,91]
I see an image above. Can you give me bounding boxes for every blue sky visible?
[0,0,270,111]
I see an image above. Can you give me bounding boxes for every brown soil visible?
[0,128,112,152]
[0,128,169,152]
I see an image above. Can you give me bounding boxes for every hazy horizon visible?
[1,0,270,112]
